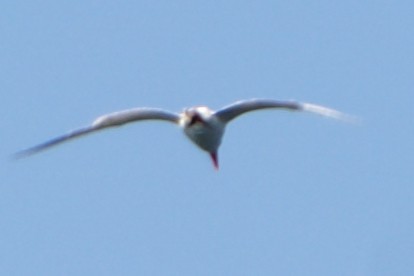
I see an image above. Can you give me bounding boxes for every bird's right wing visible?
[14,108,180,158]
[215,99,352,123]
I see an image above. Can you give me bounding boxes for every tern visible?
[15,99,350,169]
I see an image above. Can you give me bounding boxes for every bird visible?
[14,99,351,169]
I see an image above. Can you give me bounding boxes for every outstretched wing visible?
[215,99,351,123]
[14,108,180,158]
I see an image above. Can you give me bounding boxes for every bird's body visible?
[15,99,351,169]
[181,106,225,152]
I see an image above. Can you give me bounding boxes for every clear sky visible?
[2,1,413,275]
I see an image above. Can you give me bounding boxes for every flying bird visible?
[15,99,351,169]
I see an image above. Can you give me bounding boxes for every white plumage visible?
[15,99,351,169]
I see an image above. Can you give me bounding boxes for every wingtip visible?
[10,148,38,161]
[301,103,358,123]
[11,152,23,161]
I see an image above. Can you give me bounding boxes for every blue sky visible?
[2,1,413,275]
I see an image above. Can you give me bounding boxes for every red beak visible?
[210,152,219,170]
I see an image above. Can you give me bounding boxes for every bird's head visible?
[180,106,214,128]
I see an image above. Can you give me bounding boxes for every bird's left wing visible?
[215,99,351,123]
[14,108,180,158]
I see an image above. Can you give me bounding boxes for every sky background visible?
[1,1,413,275]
